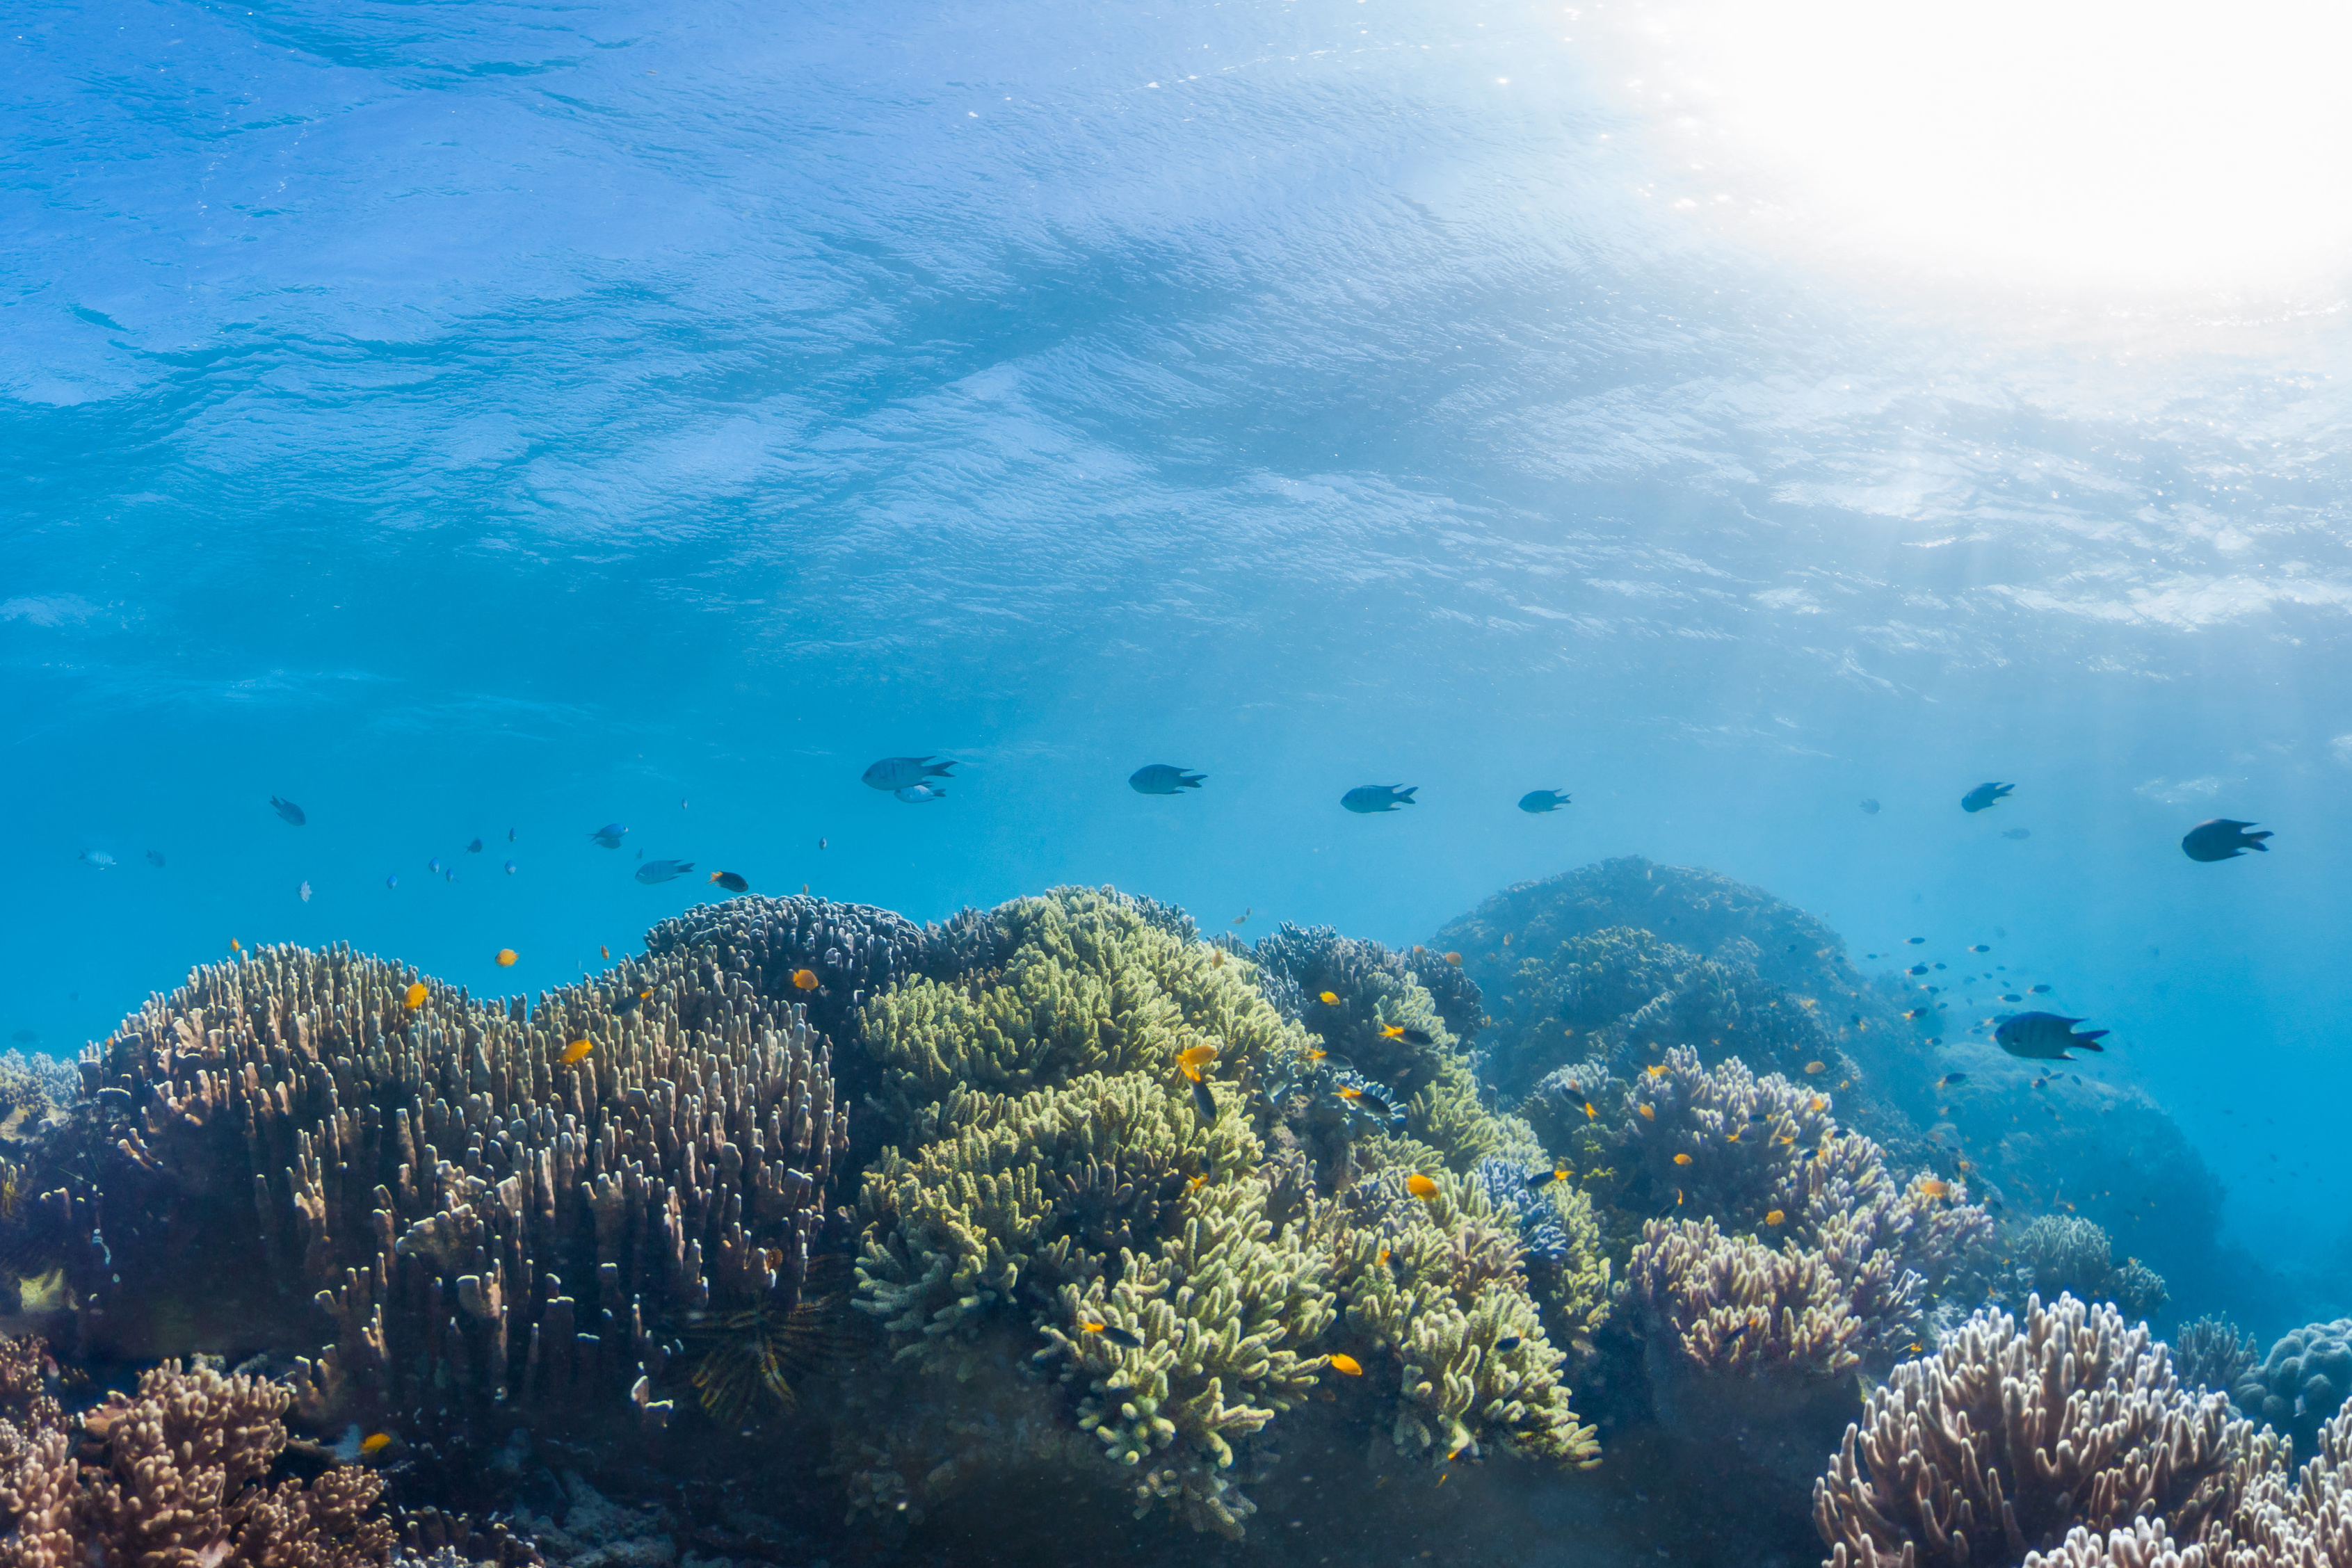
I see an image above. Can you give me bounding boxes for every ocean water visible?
[7,0,2352,1560]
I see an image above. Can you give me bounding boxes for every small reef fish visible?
[560,1038,594,1065]
[1524,1165,1568,1190]
[1129,764,1207,795]
[2002,828,2031,840]
[588,823,628,848]
[864,756,957,791]
[636,859,694,884]
[270,795,307,825]
[1081,1321,1143,1350]
[1397,1027,1433,1046]
[1903,1009,1928,1021]
[8,1030,34,1044]
[2001,992,2023,1003]
[1804,1060,1827,1075]
[1584,1101,1599,1120]
[2182,818,2272,862]
[1178,1044,1219,1072]
[709,871,749,893]
[1380,1024,1405,1039]
[1858,798,1880,814]
[1908,937,1926,945]
[1493,1336,1523,1353]
[145,850,166,868]
[818,836,828,850]
[1328,1353,1364,1376]
[495,949,517,967]
[1807,1097,1826,1111]
[1935,1073,1968,1088]
[1645,1065,1666,1078]
[1673,1153,1693,1166]
[1637,1104,1655,1121]
[1442,951,1463,966]
[79,849,115,869]
[403,983,428,1010]
[444,869,458,882]
[1765,1210,1785,1226]
[1969,944,1991,953]
[467,839,483,854]
[2030,983,2052,994]
[791,968,820,990]
[599,945,611,960]
[428,859,442,875]
[894,785,947,802]
[1961,782,2015,812]
[613,987,652,1016]
[1907,964,1930,976]
[360,1432,393,1456]
[1232,907,1251,926]
[1995,1012,2107,1060]
[1405,1173,1440,1200]
[1190,1075,1218,1123]
[1319,990,1340,1005]
[505,859,517,875]
[298,880,312,903]
[1916,1179,1950,1199]
[508,828,516,841]
[1517,789,1570,814]
[1340,784,1417,814]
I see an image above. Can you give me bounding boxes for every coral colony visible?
[0,861,2339,1566]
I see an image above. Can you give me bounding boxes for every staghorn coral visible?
[0,1339,396,1568]
[2235,1320,2352,1457]
[2009,1215,2170,1321]
[2172,1317,2260,1401]
[1814,1293,2264,1568]
[49,939,843,1450]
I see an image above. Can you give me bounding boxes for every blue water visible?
[6,0,2350,1323]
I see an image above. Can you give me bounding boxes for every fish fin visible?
[2077,1033,2107,1049]
[1397,787,1418,803]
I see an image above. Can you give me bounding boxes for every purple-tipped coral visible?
[1814,1293,2267,1568]
[54,939,844,1446]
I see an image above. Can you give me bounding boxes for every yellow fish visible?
[1380,1024,1406,1040]
[1337,1085,1362,1100]
[1645,1065,1666,1078]
[561,1038,594,1065]
[1210,951,1225,967]
[494,948,518,967]
[1442,951,1463,966]
[1318,990,1340,1005]
[1673,1153,1693,1166]
[599,944,611,960]
[1775,1133,1795,1146]
[1916,1178,1950,1200]
[1177,1044,1220,1071]
[1188,1174,1207,1190]
[1807,1097,1827,1112]
[1582,1101,1598,1120]
[1637,1104,1656,1122]
[791,969,820,990]
[403,982,428,1010]
[360,1432,392,1455]
[1764,1210,1785,1226]
[1405,1173,1440,1200]
[1328,1353,1363,1376]
[1305,1047,1328,1061]
[1725,1129,1742,1142]
[230,937,242,952]
[1803,1061,1827,1075]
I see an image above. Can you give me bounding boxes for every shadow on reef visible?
[0,865,2330,1568]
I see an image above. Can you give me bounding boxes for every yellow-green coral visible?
[858,887,1316,1129]
[1326,1169,1601,1468]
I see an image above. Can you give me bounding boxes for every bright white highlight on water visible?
[1616,0,2352,291]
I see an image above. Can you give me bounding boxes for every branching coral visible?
[1629,1218,1875,1379]
[2171,1317,2259,1400]
[0,1338,397,1568]
[1814,1294,2264,1568]
[50,939,844,1449]
[2008,1216,2169,1321]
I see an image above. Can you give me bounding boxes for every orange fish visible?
[1442,952,1463,966]
[1765,1209,1785,1226]
[494,948,518,967]
[403,982,428,1010]
[1583,1101,1598,1120]
[1380,1024,1406,1040]
[1329,1353,1363,1377]
[1645,1065,1666,1078]
[1673,1153,1693,1166]
[1405,1173,1440,1200]
[1804,1061,1827,1075]
[1338,1085,1362,1100]
[1319,990,1341,1005]
[599,945,611,960]
[1177,1044,1219,1071]
[360,1432,392,1455]
[1637,1104,1656,1122]
[1916,1178,1950,1200]
[1305,1047,1328,1061]
[1188,1174,1207,1190]
[230,937,242,952]
[1807,1097,1827,1112]
[560,1038,594,1065]
[791,969,820,990]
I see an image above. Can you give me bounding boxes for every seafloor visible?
[0,857,2340,1568]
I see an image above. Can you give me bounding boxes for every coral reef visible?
[47,939,844,1453]
[2008,1215,2170,1320]
[1629,1217,1875,1379]
[0,1334,397,1568]
[1814,1293,2264,1568]
[2172,1316,2260,1400]
[836,889,1599,1537]
[2235,1319,2352,1456]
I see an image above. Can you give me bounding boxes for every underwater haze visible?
[8,0,2352,1557]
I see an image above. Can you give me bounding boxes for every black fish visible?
[467,838,483,854]
[1342,784,1417,814]
[1084,1322,1144,1351]
[1129,764,1207,795]
[1960,782,2014,813]
[1517,789,1570,814]
[709,871,750,893]
[1524,1167,1563,1190]
[1493,1336,1522,1353]
[269,795,307,826]
[1190,1074,1218,1124]
[1994,1011,2107,1060]
[1399,1027,1434,1048]
[2182,819,2271,862]
[613,987,652,1017]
